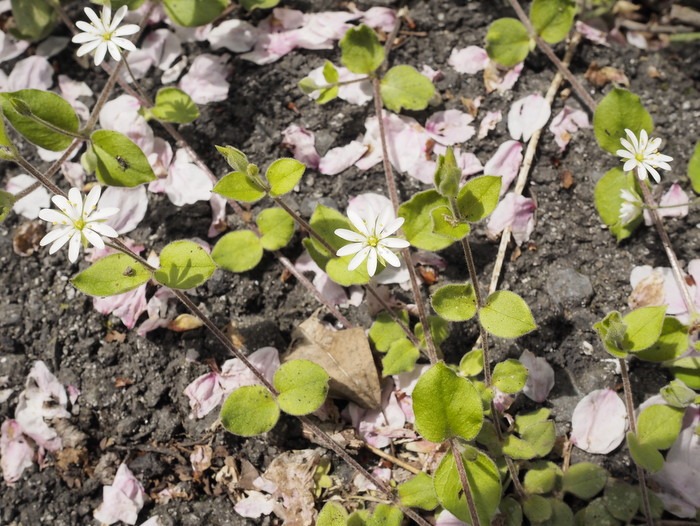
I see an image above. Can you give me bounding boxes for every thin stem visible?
[84,59,125,133]
[364,442,420,475]
[371,77,438,364]
[450,440,482,526]
[619,358,655,526]
[122,59,151,103]
[12,152,65,197]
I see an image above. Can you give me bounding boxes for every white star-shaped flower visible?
[39,186,119,263]
[616,128,673,184]
[619,188,642,225]
[72,5,140,66]
[334,207,410,277]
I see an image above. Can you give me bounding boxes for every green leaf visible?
[149,87,199,124]
[530,0,576,44]
[220,385,280,436]
[382,338,420,376]
[240,0,279,9]
[430,205,470,240]
[541,499,574,526]
[499,497,523,526]
[91,0,146,9]
[594,311,628,358]
[10,0,56,40]
[326,255,373,286]
[502,434,537,460]
[213,171,266,203]
[266,158,305,197]
[380,65,435,113]
[660,379,697,408]
[273,359,329,416]
[593,167,641,242]
[316,502,348,526]
[339,24,384,74]
[689,141,700,194]
[162,0,229,27]
[636,404,684,450]
[459,349,484,377]
[622,305,667,352]
[485,18,532,68]
[398,472,439,511]
[457,176,502,222]
[669,356,700,389]
[521,420,556,457]
[154,240,217,289]
[593,88,654,155]
[479,290,537,339]
[413,362,483,442]
[211,230,264,273]
[256,207,295,250]
[366,504,403,526]
[0,190,16,222]
[0,90,79,151]
[562,463,608,499]
[433,448,502,525]
[216,145,249,173]
[398,190,454,251]
[0,113,14,160]
[492,359,528,394]
[626,432,664,473]
[415,316,449,348]
[523,461,562,494]
[369,311,409,352]
[603,481,639,522]
[434,147,461,198]
[323,60,339,83]
[91,130,156,187]
[71,254,151,296]
[636,317,688,362]
[584,498,622,526]
[523,495,552,523]
[431,283,478,322]
[515,408,551,431]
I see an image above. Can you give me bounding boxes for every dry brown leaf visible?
[560,170,575,190]
[168,313,204,332]
[13,221,45,257]
[264,450,322,526]
[628,270,665,309]
[585,62,630,88]
[285,315,381,409]
[190,444,213,474]
[105,330,126,343]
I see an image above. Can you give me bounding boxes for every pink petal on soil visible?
[630,265,696,318]
[425,109,475,146]
[483,140,523,195]
[486,193,536,245]
[549,106,590,151]
[100,95,154,154]
[0,29,29,63]
[319,141,368,175]
[575,21,610,46]
[436,510,468,525]
[58,75,93,122]
[1,419,34,485]
[93,463,146,525]
[421,64,443,82]
[478,110,502,140]
[361,7,397,32]
[519,350,555,402]
[161,149,213,206]
[570,388,627,454]
[137,288,177,337]
[234,491,277,518]
[184,372,226,419]
[305,64,372,105]
[6,174,50,220]
[294,251,355,307]
[179,53,231,104]
[100,186,149,235]
[7,56,53,91]
[218,347,280,394]
[448,45,489,74]
[281,124,320,169]
[93,284,148,330]
[644,183,689,225]
[508,93,552,142]
[208,19,259,53]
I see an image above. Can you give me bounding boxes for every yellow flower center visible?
[635,152,646,162]
[367,235,379,247]
[74,219,86,230]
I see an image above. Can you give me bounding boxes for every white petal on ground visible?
[570,388,627,454]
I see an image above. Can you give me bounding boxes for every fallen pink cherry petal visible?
[184,372,224,420]
[157,149,214,206]
[644,183,688,225]
[93,284,149,330]
[0,29,29,63]
[139,517,164,526]
[100,95,155,155]
[393,364,430,423]
[100,186,149,235]
[208,193,228,238]
[483,140,523,195]
[179,53,231,104]
[234,491,277,518]
[485,62,524,94]
[208,19,259,53]
[576,21,610,46]
[549,106,590,151]
[630,263,698,319]
[86,237,145,264]
[436,510,468,525]
[1,419,34,485]
[353,466,392,492]
[486,192,536,245]
[93,463,146,525]
[4,55,53,91]
[61,161,86,188]
[425,109,475,145]
[6,174,51,220]
[508,93,552,143]
[282,124,320,169]
[58,75,93,122]
[448,45,489,74]
[320,141,368,175]
[570,388,627,454]
[478,110,502,140]
[360,7,397,32]
[294,251,362,307]
[519,350,555,402]
[137,288,177,337]
[421,64,443,82]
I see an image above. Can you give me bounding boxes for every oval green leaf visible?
[256,207,295,250]
[593,88,654,155]
[266,158,305,197]
[162,0,229,27]
[154,240,217,289]
[273,359,329,416]
[72,253,151,296]
[339,24,384,74]
[622,305,667,352]
[216,145,249,173]
[0,190,16,222]
[382,338,420,377]
[479,290,537,339]
[626,431,664,473]
[492,359,528,394]
[220,385,280,437]
[91,130,156,187]
[10,0,57,40]
[213,171,266,203]
[457,176,502,223]
[523,495,552,523]
[0,90,79,151]
[562,462,608,499]
[431,283,478,322]
[413,362,483,442]
[398,189,454,251]
[485,18,532,67]
[636,404,684,450]
[369,311,409,353]
[688,141,700,194]
[637,317,689,363]
[317,502,348,526]
[530,0,576,44]
[150,87,199,124]
[398,472,439,511]
[380,65,435,113]
[593,167,641,242]
[211,230,263,273]
[603,481,640,522]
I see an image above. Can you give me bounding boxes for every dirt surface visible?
[1,0,700,524]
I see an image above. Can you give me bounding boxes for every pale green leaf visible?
[562,463,608,499]
[211,230,263,273]
[398,472,439,511]
[150,87,199,124]
[636,404,684,450]
[317,502,348,526]
[382,338,420,376]
[0,190,16,222]
[273,359,329,416]
[627,431,664,473]
[154,240,217,289]
[398,189,454,251]
[485,18,532,67]
[339,24,384,74]
[603,481,639,522]
[216,145,249,173]
[162,0,229,27]
[213,171,266,203]
[457,176,502,223]
[431,283,478,322]
[636,317,689,362]
[240,0,279,9]
[593,167,641,242]
[220,385,280,436]
[689,141,700,194]
[523,495,552,523]
[459,349,484,377]
[266,157,305,197]
[380,65,435,113]
[10,0,56,40]
[622,305,667,352]
[660,379,696,408]
[369,311,409,353]
[256,207,295,251]
[91,130,156,187]
[593,88,654,155]
[72,254,151,296]
[479,290,537,339]
[492,359,528,394]
[530,0,576,44]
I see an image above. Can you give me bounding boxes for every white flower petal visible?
[347,209,370,237]
[618,138,635,154]
[76,39,103,57]
[623,159,638,173]
[88,207,120,222]
[106,40,122,62]
[40,226,72,247]
[111,37,136,52]
[111,5,128,30]
[83,185,101,215]
[82,227,105,249]
[38,209,71,225]
[377,246,401,268]
[624,128,639,151]
[73,28,101,41]
[348,246,371,271]
[88,222,118,238]
[366,247,378,277]
[380,237,410,249]
[68,231,82,262]
[48,230,74,253]
[336,242,364,257]
[114,25,140,37]
[94,43,108,66]
[645,164,661,184]
[379,216,404,238]
[84,7,103,28]
[334,228,365,243]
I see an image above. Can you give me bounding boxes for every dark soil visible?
[1,0,699,524]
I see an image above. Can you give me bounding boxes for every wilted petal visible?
[519,350,555,402]
[483,140,523,195]
[448,45,489,74]
[281,124,320,170]
[508,93,551,142]
[570,389,627,454]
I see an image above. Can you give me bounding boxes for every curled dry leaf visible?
[284,314,381,409]
[628,270,665,310]
[168,313,204,332]
[13,221,46,257]
[585,62,630,88]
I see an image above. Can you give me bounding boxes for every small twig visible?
[364,443,420,475]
